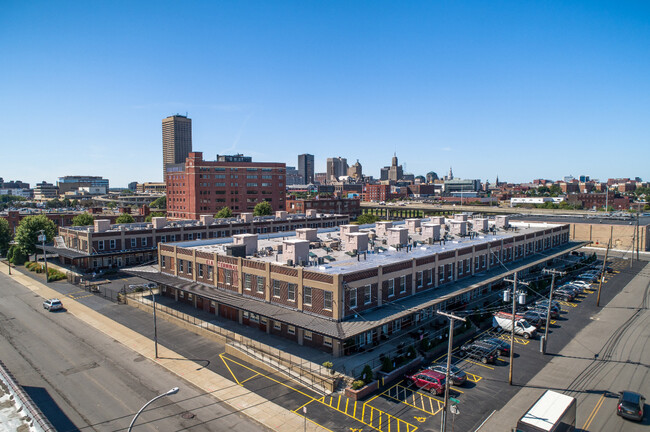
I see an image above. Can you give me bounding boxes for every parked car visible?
[553,289,575,301]
[428,363,467,386]
[617,391,645,422]
[522,311,547,327]
[536,298,562,310]
[43,298,63,311]
[479,337,511,356]
[459,341,499,364]
[577,272,598,282]
[570,280,592,289]
[405,370,447,395]
[529,305,560,319]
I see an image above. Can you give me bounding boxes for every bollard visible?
[540,335,546,354]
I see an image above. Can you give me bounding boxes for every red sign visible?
[217,262,238,271]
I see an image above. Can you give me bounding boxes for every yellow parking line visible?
[461,358,495,370]
[219,354,242,385]
[238,373,260,385]
[293,409,335,432]
[582,393,606,430]
[465,372,482,383]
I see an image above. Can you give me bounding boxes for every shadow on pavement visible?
[22,386,80,432]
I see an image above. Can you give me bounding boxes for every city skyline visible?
[1,1,649,186]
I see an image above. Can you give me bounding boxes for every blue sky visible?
[1,1,648,187]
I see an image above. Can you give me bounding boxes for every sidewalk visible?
[476,261,650,431]
[0,264,329,432]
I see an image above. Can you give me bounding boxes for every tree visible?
[14,215,57,255]
[7,245,27,265]
[107,201,117,209]
[72,213,95,227]
[116,213,135,224]
[144,211,165,222]
[0,218,10,256]
[215,207,233,218]
[253,201,272,216]
[355,214,379,225]
[150,196,166,209]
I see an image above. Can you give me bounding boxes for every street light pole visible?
[541,269,565,353]
[148,286,159,359]
[504,272,529,385]
[128,387,179,432]
[38,230,48,283]
[437,310,466,432]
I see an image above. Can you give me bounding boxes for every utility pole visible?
[597,240,611,307]
[541,268,565,353]
[504,272,529,385]
[437,310,466,432]
[636,206,640,261]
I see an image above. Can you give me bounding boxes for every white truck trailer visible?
[516,390,576,432]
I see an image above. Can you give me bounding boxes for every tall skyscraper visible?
[297,153,314,184]
[162,114,192,180]
[326,157,348,182]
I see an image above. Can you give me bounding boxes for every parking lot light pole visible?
[128,387,179,432]
[504,273,529,385]
[596,241,611,307]
[541,269,565,354]
[147,285,159,359]
[437,310,466,432]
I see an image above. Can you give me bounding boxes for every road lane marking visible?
[582,393,606,430]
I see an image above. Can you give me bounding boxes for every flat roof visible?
[519,390,575,431]
[513,213,650,226]
[127,241,585,339]
[176,220,566,275]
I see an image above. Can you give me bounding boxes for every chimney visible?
[430,216,445,225]
[495,215,510,229]
[387,227,408,247]
[240,212,253,223]
[94,219,110,233]
[340,224,359,236]
[345,232,369,253]
[233,233,258,255]
[449,220,467,236]
[200,215,214,226]
[454,214,468,222]
[275,210,287,220]
[296,228,318,242]
[422,223,441,241]
[473,218,488,232]
[283,239,310,265]
[151,217,167,229]
[375,221,393,236]
[405,218,421,232]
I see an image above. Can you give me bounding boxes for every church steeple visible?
[448,166,453,180]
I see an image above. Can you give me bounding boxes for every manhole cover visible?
[181,412,196,419]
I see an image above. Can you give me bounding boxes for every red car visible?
[405,370,446,395]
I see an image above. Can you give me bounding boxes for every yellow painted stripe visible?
[218,353,241,385]
[582,393,606,430]
[238,373,260,385]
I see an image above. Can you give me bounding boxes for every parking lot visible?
[21,254,644,432]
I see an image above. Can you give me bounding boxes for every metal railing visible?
[128,294,337,393]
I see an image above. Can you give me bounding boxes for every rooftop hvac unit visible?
[287,259,294,266]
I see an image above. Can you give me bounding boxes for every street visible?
[0,271,266,432]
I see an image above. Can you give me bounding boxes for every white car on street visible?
[43,298,63,311]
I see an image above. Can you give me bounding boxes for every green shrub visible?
[361,365,373,383]
[381,355,394,373]
[351,380,365,390]
[406,345,417,360]
[322,361,333,369]
[8,246,27,265]
[47,268,66,281]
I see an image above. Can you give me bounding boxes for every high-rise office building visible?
[162,115,192,180]
[297,153,314,184]
[326,157,348,182]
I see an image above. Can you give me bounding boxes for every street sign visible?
[38,234,46,242]
[449,397,460,405]
[450,405,460,415]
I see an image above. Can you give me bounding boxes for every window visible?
[246,183,258,187]
[109,239,116,249]
[198,263,203,277]
[98,240,104,251]
[274,321,281,330]
[459,262,464,275]
[388,279,395,297]
[250,313,259,322]
[273,280,281,297]
[244,274,252,290]
[131,238,136,248]
[400,275,407,293]
[439,265,445,283]
[257,276,265,294]
[324,337,333,347]
[288,325,295,335]
[417,271,423,287]
[142,237,147,246]
[304,286,312,306]
[187,262,192,275]
[427,268,433,286]
[288,283,296,301]
[304,330,312,340]
[225,269,232,285]
[364,285,372,304]
[246,175,258,179]
[465,259,470,273]
[207,265,213,279]
[324,291,332,310]
[160,235,166,243]
[161,256,166,268]
[178,259,184,272]
[171,234,177,242]
[349,287,357,309]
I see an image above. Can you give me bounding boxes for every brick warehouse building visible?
[286,196,361,217]
[41,210,348,271]
[166,152,286,219]
[128,216,577,356]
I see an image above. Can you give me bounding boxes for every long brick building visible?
[128,215,577,356]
